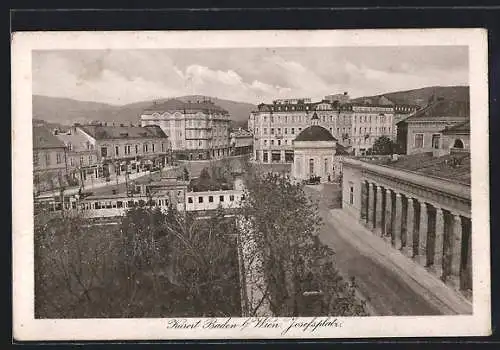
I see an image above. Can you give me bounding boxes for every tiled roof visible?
[295,125,337,142]
[441,120,470,135]
[79,125,168,140]
[365,152,471,184]
[55,129,93,152]
[33,125,66,149]
[144,99,228,114]
[404,99,469,122]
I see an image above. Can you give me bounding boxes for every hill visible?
[352,86,469,107]
[32,95,256,128]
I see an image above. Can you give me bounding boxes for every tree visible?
[182,166,190,181]
[34,201,242,318]
[239,171,367,316]
[372,136,395,155]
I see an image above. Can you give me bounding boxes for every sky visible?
[32,46,468,106]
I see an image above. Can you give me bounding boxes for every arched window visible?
[453,139,464,148]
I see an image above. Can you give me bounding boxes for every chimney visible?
[344,91,348,95]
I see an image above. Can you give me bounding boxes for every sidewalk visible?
[328,208,472,315]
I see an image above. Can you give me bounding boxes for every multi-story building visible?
[74,123,171,178]
[230,128,254,156]
[140,98,231,161]
[54,126,100,188]
[248,93,398,161]
[396,97,469,155]
[33,124,69,194]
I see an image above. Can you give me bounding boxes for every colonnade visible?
[360,181,472,292]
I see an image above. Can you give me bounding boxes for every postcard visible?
[12,28,490,340]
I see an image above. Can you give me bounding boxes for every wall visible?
[341,160,363,219]
[292,141,336,181]
[185,190,244,211]
[406,120,465,155]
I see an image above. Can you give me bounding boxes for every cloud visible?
[32,47,469,105]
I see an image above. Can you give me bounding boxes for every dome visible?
[294,125,337,142]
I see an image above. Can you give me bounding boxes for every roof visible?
[404,99,469,122]
[54,129,93,152]
[78,125,168,140]
[441,120,470,135]
[144,98,228,114]
[33,125,66,149]
[231,129,253,137]
[363,152,470,185]
[295,125,337,142]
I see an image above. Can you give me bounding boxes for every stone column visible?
[367,183,374,229]
[433,208,445,278]
[384,189,393,242]
[405,198,415,257]
[268,151,271,164]
[449,214,463,288]
[393,193,403,249]
[375,186,384,236]
[280,149,285,164]
[371,184,378,230]
[418,201,428,266]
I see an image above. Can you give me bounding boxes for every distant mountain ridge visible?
[352,86,469,107]
[32,95,256,129]
[33,86,470,130]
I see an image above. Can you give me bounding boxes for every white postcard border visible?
[12,28,491,340]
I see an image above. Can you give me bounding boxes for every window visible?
[264,128,267,135]
[264,140,268,146]
[271,140,274,146]
[152,144,155,152]
[431,134,441,149]
[67,142,73,151]
[349,185,354,204]
[188,197,193,204]
[291,128,295,134]
[33,152,39,166]
[70,157,74,166]
[309,158,314,175]
[125,145,131,155]
[271,128,274,135]
[324,158,328,174]
[143,144,149,153]
[284,128,288,134]
[80,155,84,165]
[88,155,93,164]
[298,128,302,132]
[263,152,268,162]
[414,133,424,148]
[135,145,139,154]
[198,196,203,203]
[209,196,214,203]
[230,195,235,201]
[56,153,62,164]
[219,195,224,202]
[115,146,119,156]
[277,140,281,146]
[278,128,281,134]
[161,143,165,152]
[117,201,123,208]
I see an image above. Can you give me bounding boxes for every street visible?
[304,183,471,316]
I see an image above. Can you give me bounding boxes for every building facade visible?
[33,125,69,194]
[248,94,400,160]
[230,128,254,156]
[396,98,469,155]
[54,126,100,188]
[292,124,337,182]
[75,123,171,179]
[140,99,231,160]
[341,149,472,294]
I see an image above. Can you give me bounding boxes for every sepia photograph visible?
[12,29,490,340]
